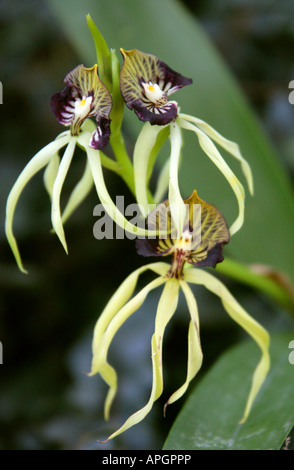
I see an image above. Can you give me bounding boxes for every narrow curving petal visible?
[91,261,170,357]
[92,275,167,424]
[184,267,270,423]
[133,122,167,217]
[168,121,186,237]
[91,276,167,376]
[165,280,203,410]
[104,278,179,441]
[78,132,167,238]
[90,261,169,421]
[180,113,253,195]
[61,158,94,224]
[178,117,245,236]
[51,137,77,253]
[99,363,117,421]
[43,152,60,200]
[5,133,71,273]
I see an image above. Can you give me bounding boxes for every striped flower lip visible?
[51,64,112,149]
[136,190,230,278]
[120,49,192,125]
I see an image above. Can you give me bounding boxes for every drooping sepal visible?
[120,49,192,125]
[51,64,112,149]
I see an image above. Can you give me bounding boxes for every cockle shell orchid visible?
[120,48,192,125]
[120,49,253,237]
[90,192,270,441]
[5,64,162,273]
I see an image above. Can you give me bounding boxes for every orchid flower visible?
[120,49,253,237]
[90,191,270,441]
[5,64,162,273]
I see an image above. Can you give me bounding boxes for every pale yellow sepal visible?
[5,132,71,273]
[51,137,77,254]
[168,121,186,237]
[184,267,270,423]
[78,131,168,238]
[180,113,253,195]
[165,280,203,410]
[90,262,169,420]
[61,159,94,225]
[105,278,180,441]
[43,152,60,200]
[133,122,165,217]
[177,117,246,236]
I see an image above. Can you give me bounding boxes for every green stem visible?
[110,129,136,195]
[110,128,155,205]
[216,257,294,313]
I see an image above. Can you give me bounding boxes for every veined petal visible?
[78,131,167,238]
[134,122,168,217]
[61,158,94,225]
[180,113,253,195]
[184,267,270,423]
[5,133,71,273]
[43,152,60,200]
[51,137,77,253]
[51,65,112,148]
[120,48,192,125]
[165,280,203,410]
[178,117,246,236]
[104,278,179,441]
[168,121,186,237]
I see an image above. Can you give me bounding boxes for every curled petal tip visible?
[97,438,110,445]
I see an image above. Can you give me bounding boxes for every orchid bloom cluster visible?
[5,19,270,442]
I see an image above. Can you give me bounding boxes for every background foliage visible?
[1,0,294,450]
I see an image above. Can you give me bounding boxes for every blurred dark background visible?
[0,0,294,450]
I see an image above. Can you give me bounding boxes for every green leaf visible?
[47,0,294,283]
[163,332,294,450]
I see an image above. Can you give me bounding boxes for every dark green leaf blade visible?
[163,332,294,450]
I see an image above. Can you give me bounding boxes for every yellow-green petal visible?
[165,280,203,409]
[43,152,60,200]
[178,117,246,236]
[180,113,253,195]
[78,131,167,238]
[184,267,270,423]
[5,132,71,273]
[61,159,93,225]
[91,276,166,376]
[51,137,77,253]
[168,121,186,237]
[134,122,166,217]
[105,278,179,441]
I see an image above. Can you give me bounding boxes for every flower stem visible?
[216,257,294,314]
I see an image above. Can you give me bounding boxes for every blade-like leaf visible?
[164,332,294,450]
